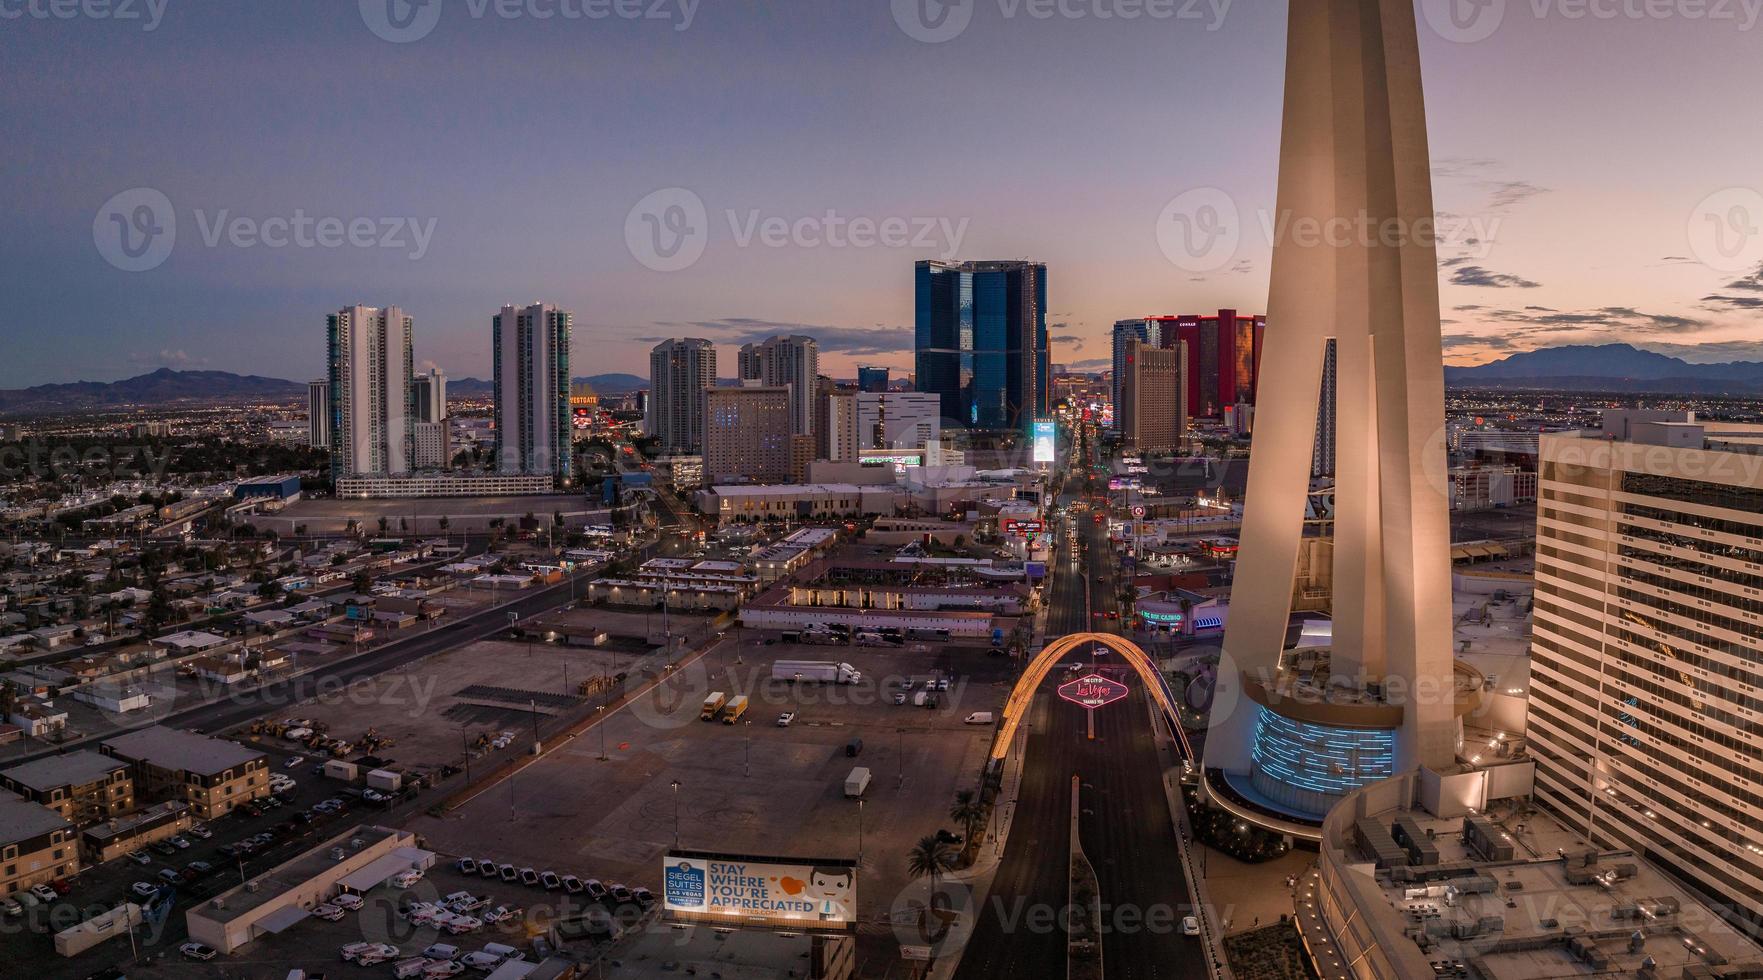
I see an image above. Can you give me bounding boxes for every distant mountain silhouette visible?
[452,373,648,397]
[0,368,306,416]
[1445,344,1763,393]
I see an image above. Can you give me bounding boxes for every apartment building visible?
[0,750,133,827]
[0,790,79,897]
[100,726,269,820]
[1530,410,1763,922]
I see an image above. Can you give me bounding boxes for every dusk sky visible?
[4,0,1761,389]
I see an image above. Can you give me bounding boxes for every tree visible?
[906,835,954,887]
[351,571,373,594]
[949,790,986,851]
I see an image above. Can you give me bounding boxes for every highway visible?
[956,427,1208,980]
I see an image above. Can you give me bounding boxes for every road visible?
[956,430,1208,980]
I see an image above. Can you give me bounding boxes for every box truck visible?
[771,661,862,685]
[700,692,728,721]
[844,766,871,798]
[721,695,750,724]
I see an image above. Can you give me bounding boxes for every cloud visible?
[1070,357,1110,371]
[1450,266,1541,289]
[1484,180,1548,212]
[1441,333,1515,352]
[1638,341,1763,363]
[129,349,208,368]
[645,317,914,357]
[1050,334,1085,351]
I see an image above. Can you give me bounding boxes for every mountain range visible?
[0,369,650,416]
[1443,344,1763,393]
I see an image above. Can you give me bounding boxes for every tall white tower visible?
[327,305,413,478]
[492,304,572,482]
[1205,0,1460,820]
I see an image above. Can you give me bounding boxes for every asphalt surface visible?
[956,435,1209,980]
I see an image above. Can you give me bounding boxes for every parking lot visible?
[407,637,1016,961]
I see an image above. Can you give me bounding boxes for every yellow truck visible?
[700,692,728,721]
[721,695,750,724]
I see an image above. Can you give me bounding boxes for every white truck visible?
[772,661,862,685]
[844,766,871,798]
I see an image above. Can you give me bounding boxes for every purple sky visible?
[3,0,1760,388]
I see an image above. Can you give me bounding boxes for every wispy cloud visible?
[1451,265,1541,289]
[644,318,913,357]
[128,349,208,368]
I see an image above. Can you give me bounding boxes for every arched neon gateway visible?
[988,632,1184,761]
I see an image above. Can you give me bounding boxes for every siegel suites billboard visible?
[662,852,857,930]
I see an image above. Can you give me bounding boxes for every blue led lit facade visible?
[1249,707,1395,818]
[914,260,1048,433]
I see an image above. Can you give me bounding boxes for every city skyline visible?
[7,3,1762,388]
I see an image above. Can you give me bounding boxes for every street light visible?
[670,779,682,849]
[597,705,608,761]
[857,798,865,865]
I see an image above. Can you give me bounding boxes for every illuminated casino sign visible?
[1058,674,1129,709]
[1001,517,1044,537]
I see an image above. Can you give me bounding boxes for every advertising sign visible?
[1001,517,1044,537]
[1032,420,1056,463]
[663,852,856,929]
[1058,673,1130,709]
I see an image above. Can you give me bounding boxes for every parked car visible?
[150,841,178,856]
[424,961,465,979]
[285,754,304,769]
[584,879,608,901]
[498,864,518,882]
[0,899,21,918]
[127,850,152,866]
[442,915,482,935]
[350,943,402,966]
[131,882,158,898]
[560,875,583,894]
[539,871,561,891]
[48,879,71,895]
[478,859,499,879]
[421,943,461,961]
[154,870,181,886]
[609,883,633,904]
[393,958,433,979]
[460,944,524,970]
[456,857,478,875]
[187,824,213,840]
[311,903,346,922]
[631,887,656,909]
[332,893,364,911]
[179,942,218,960]
[518,868,539,888]
[188,860,214,877]
[391,870,424,888]
[776,711,796,727]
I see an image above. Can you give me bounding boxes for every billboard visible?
[1032,420,1056,463]
[1001,517,1044,537]
[1058,673,1130,708]
[663,852,856,929]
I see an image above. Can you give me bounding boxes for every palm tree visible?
[949,790,986,853]
[906,835,954,889]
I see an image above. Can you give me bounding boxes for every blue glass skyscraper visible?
[914,260,1048,432]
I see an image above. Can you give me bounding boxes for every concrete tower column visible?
[1208,0,1455,778]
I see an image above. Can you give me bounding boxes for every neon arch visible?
[989,632,1183,761]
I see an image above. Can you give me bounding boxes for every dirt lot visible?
[406,637,1017,956]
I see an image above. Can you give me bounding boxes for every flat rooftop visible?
[197,824,405,924]
[1366,807,1763,978]
[1,749,127,792]
[101,725,264,775]
[604,921,828,980]
[0,788,72,846]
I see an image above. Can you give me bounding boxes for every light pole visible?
[597,705,608,761]
[857,798,865,866]
[670,779,682,849]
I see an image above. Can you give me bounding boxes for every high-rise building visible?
[307,380,331,450]
[827,392,860,463]
[1205,0,1462,826]
[492,304,572,482]
[737,335,818,438]
[1530,412,1763,921]
[1119,340,1186,454]
[703,386,792,484]
[856,391,942,452]
[857,366,890,393]
[411,368,448,425]
[812,375,837,458]
[1111,319,1148,420]
[412,421,450,470]
[647,339,717,455]
[327,305,414,479]
[914,259,1048,432]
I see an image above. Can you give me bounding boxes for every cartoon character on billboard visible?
[807,866,854,921]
